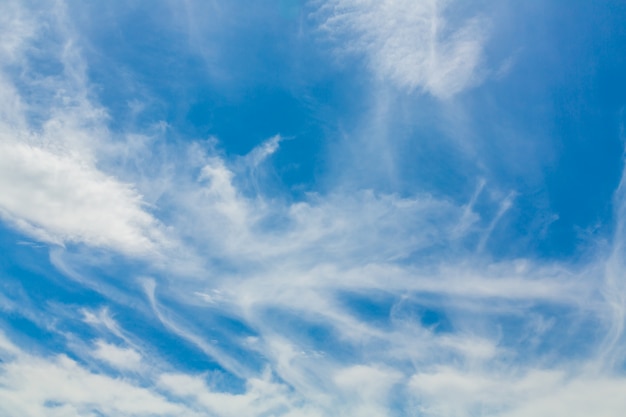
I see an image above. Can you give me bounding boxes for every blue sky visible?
[1,0,626,416]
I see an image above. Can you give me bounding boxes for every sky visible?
[1,0,626,416]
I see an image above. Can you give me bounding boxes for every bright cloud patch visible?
[92,340,142,370]
[0,141,163,255]
[316,0,488,97]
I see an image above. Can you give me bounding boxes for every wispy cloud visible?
[0,0,168,257]
[315,0,489,98]
[0,142,165,255]
[0,333,193,417]
[1,1,626,416]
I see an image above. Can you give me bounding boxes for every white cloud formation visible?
[1,1,626,417]
[498,377,626,417]
[0,332,328,417]
[0,0,168,257]
[0,337,192,417]
[92,340,142,371]
[409,367,626,417]
[158,371,322,417]
[0,141,164,255]
[129,139,626,416]
[109,140,619,416]
[332,365,401,417]
[316,0,488,98]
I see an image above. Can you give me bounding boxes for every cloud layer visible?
[1,1,625,416]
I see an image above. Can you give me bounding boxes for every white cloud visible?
[409,367,626,417]
[159,371,320,417]
[0,332,327,417]
[333,365,402,417]
[92,340,142,371]
[0,141,164,255]
[499,377,626,417]
[0,338,194,417]
[114,136,612,417]
[0,0,168,257]
[136,143,611,415]
[1,1,626,417]
[316,0,488,98]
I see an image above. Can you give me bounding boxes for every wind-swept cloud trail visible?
[106,138,619,414]
[1,1,626,416]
